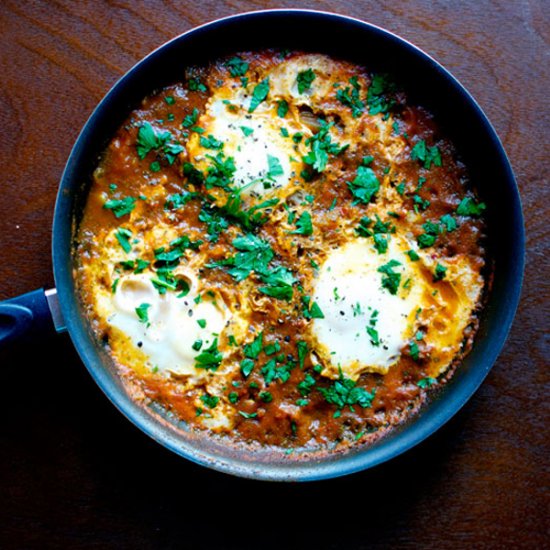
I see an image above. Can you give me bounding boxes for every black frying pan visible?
[0,10,524,481]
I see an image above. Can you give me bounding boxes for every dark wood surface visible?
[1,1,548,548]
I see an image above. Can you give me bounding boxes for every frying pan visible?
[0,10,524,481]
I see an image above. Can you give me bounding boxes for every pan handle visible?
[0,288,65,351]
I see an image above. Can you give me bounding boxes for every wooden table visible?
[1,2,547,548]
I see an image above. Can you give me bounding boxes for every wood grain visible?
[0,1,548,548]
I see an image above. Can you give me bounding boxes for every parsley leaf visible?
[302,121,348,173]
[377,259,402,295]
[195,338,223,370]
[115,227,133,253]
[409,341,420,361]
[290,211,313,236]
[456,197,486,217]
[347,165,380,204]
[164,191,199,210]
[417,220,441,249]
[296,69,316,94]
[417,377,436,388]
[258,266,296,301]
[211,234,274,282]
[135,303,151,324]
[136,122,172,159]
[297,373,316,396]
[261,359,293,384]
[244,332,263,359]
[433,262,447,281]
[367,74,397,115]
[200,134,224,149]
[411,139,442,169]
[204,152,236,190]
[440,213,457,232]
[188,77,207,92]
[240,358,255,378]
[277,99,289,118]
[319,369,375,411]
[200,394,219,408]
[103,197,136,218]
[406,249,420,261]
[302,296,325,319]
[336,76,364,118]
[373,233,388,254]
[182,107,199,128]
[226,56,249,77]
[198,207,230,243]
[249,78,270,112]
[267,154,284,178]
[297,341,308,369]
[366,325,380,346]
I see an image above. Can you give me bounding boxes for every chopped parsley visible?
[366,325,380,346]
[164,190,199,210]
[204,152,236,190]
[240,358,255,378]
[336,75,364,118]
[297,341,308,369]
[267,154,284,178]
[115,227,133,253]
[135,303,151,324]
[373,233,388,254]
[297,373,316,396]
[103,196,136,218]
[195,338,223,371]
[417,377,437,388]
[456,197,486,217]
[243,332,263,360]
[238,411,257,419]
[200,394,219,409]
[277,99,289,118]
[406,249,420,261]
[240,125,254,137]
[258,266,296,301]
[192,339,203,351]
[440,213,457,232]
[261,359,293,384]
[410,139,442,169]
[367,74,397,115]
[347,164,380,204]
[226,56,249,77]
[302,296,325,319]
[433,262,448,281]
[187,76,207,92]
[417,220,441,248]
[290,211,313,236]
[209,234,273,282]
[409,341,420,361]
[249,78,270,112]
[259,391,273,403]
[302,121,348,174]
[136,122,171,159]
[319,369,375,413]
[182,108,199,128]
[136,121,184,165]
[377,259,401,295]
[200,134,224,149]
[198,206,230,243]
[296,69,316,94]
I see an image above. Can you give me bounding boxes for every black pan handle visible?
[0,288,63,352]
